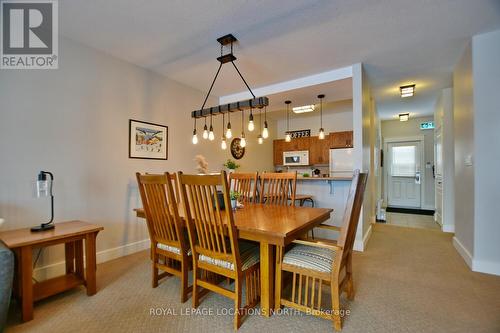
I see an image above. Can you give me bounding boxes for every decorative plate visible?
[230,138,245,160]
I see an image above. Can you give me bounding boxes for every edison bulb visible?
[262,122,269,139]
[202,124,208,139]
[248,120,254,132]
[221,138,227,150]
[208,125,214,141]
[226,125,232,139]
[318,128,325,140]
[192,130,198,144]
[258,135,263,144]
[285,133,291,142]
[240,136,246,147]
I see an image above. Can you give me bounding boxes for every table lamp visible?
[31,171,55,232]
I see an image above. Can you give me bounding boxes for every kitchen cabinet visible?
[329,131,353,148]
[273,139,284,165]
[309,135,330,165]
[281,136,310,151]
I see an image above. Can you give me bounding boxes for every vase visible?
[231,199,237,210]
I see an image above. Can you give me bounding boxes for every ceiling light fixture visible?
[248,108,254,131]
[318,94,325,140]
[226,110,232,139]
[292,105,315,114]
[240,108,246,147]
[192,117,198,144]
[399,113,410,121]
[262,106,269,139]
[400,84,415,98]
[258,108,263,144]
[191,34,269,146]
[285,100,292,142]
[221,113,227,150]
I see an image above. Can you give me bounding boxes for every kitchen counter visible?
[297,176,352,181]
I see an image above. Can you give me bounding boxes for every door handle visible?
[415,171,421,184]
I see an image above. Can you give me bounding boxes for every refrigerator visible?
[329,148,354,178]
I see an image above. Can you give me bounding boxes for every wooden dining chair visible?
[177,171,260,330]
[259,172,297,206]
[274,170,367,331]
[136,172,192,303]
[229,172,258,204]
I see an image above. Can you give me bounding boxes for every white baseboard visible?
[34,239,150,280]
[472,259,500,276]
[354,224,372,252]
[452,236,473,269]
[442,224,455,233]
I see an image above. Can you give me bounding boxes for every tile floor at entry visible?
[384,212,440,230]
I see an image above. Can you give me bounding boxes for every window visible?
[391,146,416,176]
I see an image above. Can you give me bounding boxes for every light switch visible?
[464,155,473,167]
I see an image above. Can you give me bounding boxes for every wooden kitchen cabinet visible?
[273,139,284,165]
[329,131,353,148]
[309,135,330,165]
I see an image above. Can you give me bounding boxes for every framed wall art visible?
[129,119,168,160]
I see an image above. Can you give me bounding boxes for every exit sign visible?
[420,121,435,130]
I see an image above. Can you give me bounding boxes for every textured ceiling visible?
[60,0,500,119]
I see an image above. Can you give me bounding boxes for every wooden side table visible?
[0,220,103,322]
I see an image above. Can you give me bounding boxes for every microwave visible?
[283,150,309,166]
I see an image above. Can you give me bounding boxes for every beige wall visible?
[0,37,274,276]
[381,116,435,209]
[453,42,475,258]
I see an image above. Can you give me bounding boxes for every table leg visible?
[65,241,75,274]
[85,233,97,296]
[260,242,275,317]
[74,239,84,279]
[20,246,33,321]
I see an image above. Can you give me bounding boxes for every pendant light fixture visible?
[240,108,246,147]
[208,110,215,141]
[257,107,263,144]
[262,106,269,139]
[318,94,325,140]
[285,100,292,142]
[202,117,209,139]
[248,107,255,131]
[192,117,198,144]
[221,112,227,150]
[191,34,269,149]
[226,110,232,139]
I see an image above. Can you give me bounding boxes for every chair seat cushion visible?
[198,241,259,271]
[157,243,192,256]
[283,244,336,273]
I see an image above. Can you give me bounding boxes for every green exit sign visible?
[420,121,435,130]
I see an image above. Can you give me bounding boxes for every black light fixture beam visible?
[192,34,268,119]
[191,97,269,118]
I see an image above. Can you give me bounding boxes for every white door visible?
[387,141,422,208]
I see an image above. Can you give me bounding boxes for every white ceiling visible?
[60,0,500,120]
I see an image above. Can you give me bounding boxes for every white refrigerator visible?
[329,148,354,178]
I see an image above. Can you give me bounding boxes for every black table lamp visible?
[31,171,55,232]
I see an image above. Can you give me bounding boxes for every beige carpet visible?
[6,224,500,333]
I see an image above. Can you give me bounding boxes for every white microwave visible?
[283,150,309,166]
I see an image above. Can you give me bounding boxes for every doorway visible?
[385,138,424,209]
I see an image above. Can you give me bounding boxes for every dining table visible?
[134,203,333,316]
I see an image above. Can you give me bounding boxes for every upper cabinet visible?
[329,131,353,148]
[273,131,353,166]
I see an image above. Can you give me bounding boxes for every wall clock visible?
[230,138,245,160]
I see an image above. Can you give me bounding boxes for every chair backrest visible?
[177,171,241,271]
[229,172,258,204]
[136,172,185,250]
[337,170,368,257]
[145,172,181,204]
[259,172,297,206]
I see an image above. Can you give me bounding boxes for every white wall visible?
[275,99,353,135]
[0,37,274,277]
[381,116,435,210]
[453,42,475,262]
[471,30,500,274]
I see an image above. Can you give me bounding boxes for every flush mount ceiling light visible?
[292,105,315,114]
[400,84,415,98]
[191,34,269,146]
[399,113,410,121]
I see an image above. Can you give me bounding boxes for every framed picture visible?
[129,119,168,160]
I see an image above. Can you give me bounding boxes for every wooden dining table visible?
[134,203,332,316]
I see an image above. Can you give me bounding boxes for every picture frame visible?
[129,119,168,160]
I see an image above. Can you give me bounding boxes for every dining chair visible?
[259,172,297,206]
[136,172,192,303]
[177,171,260,330]
[274,170,367,331]
[229,172,258,204]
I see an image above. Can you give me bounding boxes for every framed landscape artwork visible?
[129,119,168,160]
